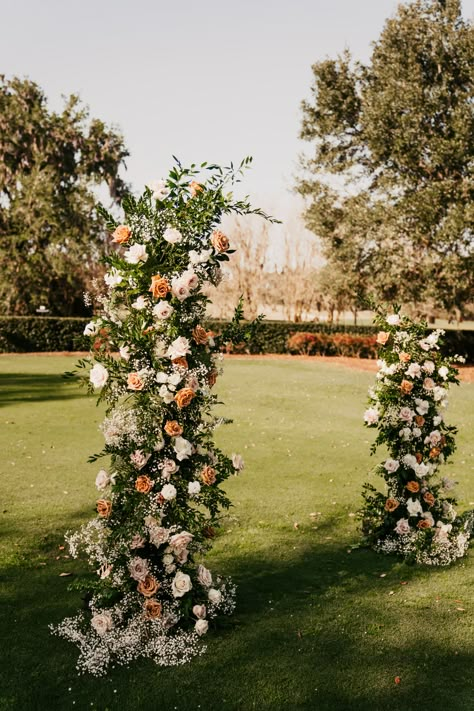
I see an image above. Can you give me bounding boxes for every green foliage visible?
[0,75,129,316]
[298,0,474,317]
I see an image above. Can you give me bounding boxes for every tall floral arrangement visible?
[51,159,274,675]
[360,307,473,565]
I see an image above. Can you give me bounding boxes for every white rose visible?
[149,179,170,200]
[197,564,213,588]
[208,588,222,605]
[195,619,209,636]
[412,427,422,438]
[406,363,421,378]
[232,453,245,471]
[119,345,130,361]
[170,531,193,551]
[423,360,435,374]
[84,320,100,337]
[91,611,114,636]
[125,243,148,264]
[434,521,452,544]
[189,249,212,265]
[159,384,175,404]
[414,462,430,478]
[438,366,449,380]
[167,336,191,360]
[90,363,109,389]
[394,518,411,535]
[153,301,174,320]
[162,459,179,479]
[171,277,190,302]
[433,386,446,402]
[163,227,183,244]
[399,428,411,441]
[384,459,399,473]
[386,314,400,326]
[104,268,123,287]
[173,436,193,461]
[188,481,201,496]
[402,454,417,469]
[193,604,207,619]
[181,269,199,290]
[419,340,431,351]
[168,372,182,387]
[415,399,429,415]
[171,571,192,598]
[363,407,379,426]
[95,469,110,490]
[128,556,149,581]
[399,407,414,422]
[433,415,443,426]
[161,483,177,500]
[163,554,174,566]
[132,295,148,310]
[406,498,423,517]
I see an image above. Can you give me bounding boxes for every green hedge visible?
[0,316,89,353]
[0,316,473,363]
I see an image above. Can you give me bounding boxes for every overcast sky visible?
[2,0,474,208]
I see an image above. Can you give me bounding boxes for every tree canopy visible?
[0,76,129,315]
[298,0,474,319]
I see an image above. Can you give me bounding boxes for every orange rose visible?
[399,352,411,363]
[144,599,162,619]
[417,519,432,529]
[423,492,436,507]
[127,372,145,391]
[137,575,160,597]
[97,499,112,517]
[164,420,183,437]
[149,275,170,299]
[400,379,414,395]
[135,475,153,494]
[406,481,420,493]
[174,388,196,409]
[143,326,155,335]
[211,230,230,253]
[376,331,390,345]
[415,415,425,427]
[207,370,218,388]
[192,325,209,345]
[112,224,131,244]
[172,356,189,369]
[189,181,203,197]
[201,465,217,486]
[384,498,400,512]
[415,452,423,464]
[429,447,441,459]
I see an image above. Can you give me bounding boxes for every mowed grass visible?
[0,355,473,711]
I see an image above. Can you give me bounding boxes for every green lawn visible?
[1,356,473,711]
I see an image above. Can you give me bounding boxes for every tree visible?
[297,0,474,319]
[0,76,129,315]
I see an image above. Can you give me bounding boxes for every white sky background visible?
[2,0,474,264]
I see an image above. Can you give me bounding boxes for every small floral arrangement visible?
[51,159,274,675]
[359,306,473,565]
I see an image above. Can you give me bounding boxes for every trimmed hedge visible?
[0,316,473,363]
[0,316,89,353]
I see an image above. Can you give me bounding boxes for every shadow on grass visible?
[0,373,85,407]
[1,510,473,711]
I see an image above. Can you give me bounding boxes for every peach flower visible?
[174,388,196,409]
[417,519,432,529]
[201,465,217,486]
[189,181,203,197]
[127,372,145,391]
[376,331,390,345]
[135,475,153,494]
[137,575,160,597]
[112,224,131,244]
[211,230,230,253]
[415,415,425,427]
[207,370,218,388]
[400,380,414,395]
[429,447,441,459]
[423,492,436,507]
[192,325,209,345]
[384,498,400,512]
[172,357,189,369]
[406,481,420,493]
[415,452,423,464]
[149,275,170,298]
[97,499,112,517]
[399,352,411,363]
[144,599,162,619]
[164,420,183,437]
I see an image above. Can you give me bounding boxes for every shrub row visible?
[0,316,473,363]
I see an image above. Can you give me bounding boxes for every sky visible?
[2,0,474,212]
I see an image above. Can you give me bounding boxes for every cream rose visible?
[171,571,192,598]
[91,611,114,636]
[163,227,183,244]
[197,564,213,588]
[208,588,222,605]
[90,363,109,389]
[195,619,209,636]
